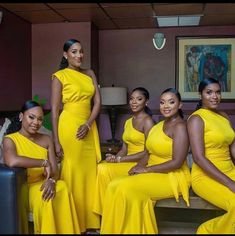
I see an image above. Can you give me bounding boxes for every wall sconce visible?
[153,32,166,50]
[100,86,127,144]
[0,11,3,24]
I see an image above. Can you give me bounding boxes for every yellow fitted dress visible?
[52,68,101,232]
[190,108,235,234]
[5,132,80,234]
[100,121,191,234]
[93,117,145,215]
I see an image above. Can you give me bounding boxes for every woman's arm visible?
[50,76,64,159]
[188,115,235,192]
[40,135,59,201]
[46,135,59,181]
[3,137,51,168]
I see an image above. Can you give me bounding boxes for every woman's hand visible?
[76,123,90,140]
[40,178,56,201]
[105,153,116,162]
[54,142,64,162]
[129,163,147,175]
[42,159,52,180]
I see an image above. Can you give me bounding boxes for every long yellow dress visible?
[100,121,191,234]
[52,68,101,232]
[93,117,145,215]
[5,132,80,234]
[190,108,235,234]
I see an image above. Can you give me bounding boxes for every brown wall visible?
[0,7,31,111]
[32,22,92,109]
[99,25,235,107]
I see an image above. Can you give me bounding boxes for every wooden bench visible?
[154,189,225,234]
[155,189,220,210]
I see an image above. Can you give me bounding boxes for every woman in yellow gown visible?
[187,78,235,234]
[93,87,155,215]
[3,100,80,234]
[51,39,101,233]
[100,88,191,234]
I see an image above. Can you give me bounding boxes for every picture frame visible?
[176,36,235,101]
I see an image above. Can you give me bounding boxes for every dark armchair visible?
[0,164,29,234]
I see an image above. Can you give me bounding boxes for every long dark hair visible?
[161,88,184,118]
[196,78,221,110]
[59,39,81,70]
[131,87,153,116]
[5,100,41,135]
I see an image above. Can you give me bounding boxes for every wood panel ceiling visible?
[1,3,235,30]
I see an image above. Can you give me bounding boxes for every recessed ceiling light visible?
[156,15,202,27]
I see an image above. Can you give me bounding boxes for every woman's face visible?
[64,42,84,69]
[20,106,44,134]
[201,83,221,109]
[160,92,181,118]
[129,90,147,113]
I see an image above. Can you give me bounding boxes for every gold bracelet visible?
[116,156,122,163]
[41,159,49,167]
[48,178,56,184]
[85,123,91,130]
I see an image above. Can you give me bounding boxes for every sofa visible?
[0,164,29,234]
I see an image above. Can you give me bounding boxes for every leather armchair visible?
[0,164,29,234]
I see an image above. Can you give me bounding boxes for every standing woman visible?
[187,78,235,234]
[3,100,80,234]
[100,88,191,234]
[93,87,155,215]
[51,39,101,233]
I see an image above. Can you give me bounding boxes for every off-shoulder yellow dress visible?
[190,108,235,234]
[93,117,145,215]
[5,132,80,234]
[100,121,191,234]
[52,68,101,232]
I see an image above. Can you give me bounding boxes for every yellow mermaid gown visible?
[100,121,191,234]
[5,132,80,234]
[52,68,101,232]
[190,108,235,234]
[93,117,145,215]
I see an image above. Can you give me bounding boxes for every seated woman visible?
[3,100,80,234]
[93,87,155,215]
[187,78,235,234]
[100,88,191,234]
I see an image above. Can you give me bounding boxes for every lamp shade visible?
[100,87,127,105]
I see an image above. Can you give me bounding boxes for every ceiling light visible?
[156,15,202,27]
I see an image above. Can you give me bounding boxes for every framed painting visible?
[176,36,235,101]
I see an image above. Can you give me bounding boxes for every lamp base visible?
[106,138,121,144]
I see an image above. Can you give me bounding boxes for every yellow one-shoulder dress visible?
[93,117,145,215]
[52,68,101,232]
[190,108,235,234]
[100,121,191,234]
[5,132,80,234]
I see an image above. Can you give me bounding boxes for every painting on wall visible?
[176,36,235,101]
